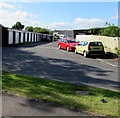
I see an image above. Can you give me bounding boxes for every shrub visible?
[25,26,33,32]
[115,47,120,58]
[99,26,120,37]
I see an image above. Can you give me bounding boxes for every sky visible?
[0,0,119,30]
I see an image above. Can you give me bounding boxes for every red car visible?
[58,38,79,51]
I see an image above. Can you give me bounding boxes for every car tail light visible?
[88,45,91,50]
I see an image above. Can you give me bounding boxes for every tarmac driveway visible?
[2,41,119,91]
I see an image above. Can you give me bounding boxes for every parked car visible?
[75,40,105,57]
[58,38,79,51]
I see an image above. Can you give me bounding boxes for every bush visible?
[87,27,105,35]
[25,26,33,32]
[33,27,41,33]
[99,26,120,37]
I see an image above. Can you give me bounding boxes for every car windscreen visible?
[89,42,103,46]
[67,39,79,43]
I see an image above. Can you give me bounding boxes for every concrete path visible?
[2,92,96,116]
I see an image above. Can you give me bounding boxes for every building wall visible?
[76,35,120,53]
[2,26,53,46]
[54,30,74,38]
[73,29,90,37]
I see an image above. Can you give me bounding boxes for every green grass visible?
[2,71,120,117]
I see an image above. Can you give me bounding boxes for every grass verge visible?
[2,71,120,117]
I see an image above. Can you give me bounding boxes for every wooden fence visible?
[1,25,53,46]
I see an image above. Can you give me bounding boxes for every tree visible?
[49,30,53,35]
[105,21,110,27]
[87,22,120,37]
[87,27,105,35]
[54,34,59,39]
[33,27,53,34]
[25,26,33,32]
[99,26,120,37]
[12,22,24,30]
[39,28,50,34]
[41,28,53,34]
[33,27,41,33]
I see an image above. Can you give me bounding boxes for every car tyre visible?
[83,51,88,58]
[75,49,78,54]
[66,47,69,51]
[58,44,61,49]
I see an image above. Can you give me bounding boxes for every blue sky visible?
[0,1,118,30]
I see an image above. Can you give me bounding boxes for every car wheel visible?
[83,51,87,57]
[75,49,77,54]
[58,44,61,49]
[66,47,69,51]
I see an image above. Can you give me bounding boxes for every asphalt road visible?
[2,41,119,91]
[2,92,95,116]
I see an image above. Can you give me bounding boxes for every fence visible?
[76,35,120,53]
[1,25,53,46]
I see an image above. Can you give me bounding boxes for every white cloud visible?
[49,22,72,30]
[109,11,118,20]
[0,2,37,27]
[0,9,36,27]
[0,2,108,30]
[110,15,118,19]
[74,18,85,22]
[48,17,105,30]
[74,17,105,28]
[0,2,16,9]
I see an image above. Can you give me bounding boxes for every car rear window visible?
[83,42,88,46]
[89,42,103,46]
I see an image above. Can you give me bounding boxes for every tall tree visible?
[33,27,53,34]
[40,28,53,34]
[12,22,24,30]
[25,26,33,32]
[33,27,41,33]
[39,28,50,34]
